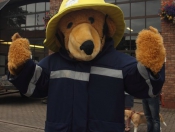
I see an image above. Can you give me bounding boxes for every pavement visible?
[0,91,175,132]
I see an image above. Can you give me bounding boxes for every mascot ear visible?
[106,17,116,37]
[11,33,21,42]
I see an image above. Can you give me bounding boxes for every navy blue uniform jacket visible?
[8,39,165,132]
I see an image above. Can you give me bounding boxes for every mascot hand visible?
[136,26,166,75]
[8,33,31,75]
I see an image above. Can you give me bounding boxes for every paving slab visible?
[0,92,46,132]
[0,93,175,132]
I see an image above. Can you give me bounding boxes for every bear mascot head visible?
[7,0,165,131]
[44,0,125,61]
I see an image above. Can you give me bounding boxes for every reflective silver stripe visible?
[137,62,156,97]
[25,65,42,97]
[50,70,90,81]
[125,92,129,95]
[91,66,123,79]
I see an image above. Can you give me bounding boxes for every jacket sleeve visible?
[123,61,165,99]
[8,59,50,98]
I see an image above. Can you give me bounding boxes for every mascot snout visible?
[68,23,101,61]
[80,40,94,55]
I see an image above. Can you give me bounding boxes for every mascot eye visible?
[67,22,73,29]
[89,17,94,24]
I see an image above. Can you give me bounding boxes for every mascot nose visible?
[80,40,94,55]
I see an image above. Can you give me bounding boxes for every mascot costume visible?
[7,0,165,132]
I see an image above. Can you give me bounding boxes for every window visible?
[131,2,145,17]
[116,0,130,2]
[146,0,160,15]
[46,2,50,10]
[36,13,45,26]
[20,5,26,11]
[125,20,131,34]
[26,14,35,26]
[118,4,130,17]
[36,2,45,12]
[112,0,160,55]
[27,3,35,13]
[131,19,145,33]
[0,1,49,70]
[105,0,116,3]
[146,18,161,31]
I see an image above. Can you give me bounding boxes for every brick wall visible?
[48,0,63,55]
[161,0,175,109]
[50,0,63,13]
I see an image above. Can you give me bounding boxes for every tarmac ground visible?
[0,91,175,132]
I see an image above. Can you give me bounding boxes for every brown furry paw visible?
[8,33,31,75]
[136,26,166,74]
